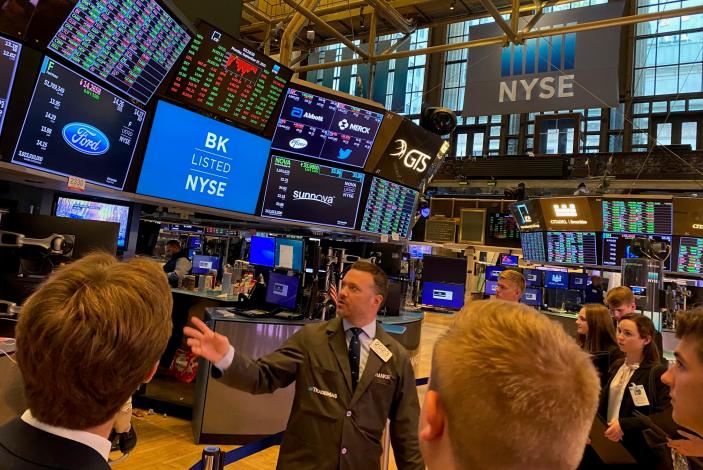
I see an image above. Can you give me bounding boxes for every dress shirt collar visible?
[342,318,377,339]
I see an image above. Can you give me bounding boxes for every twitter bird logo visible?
[338,148,352,160]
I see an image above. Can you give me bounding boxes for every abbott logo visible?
[553,203,577,217]
[292,107,324,122]
[390,139,431,173]
[292,190,335,206]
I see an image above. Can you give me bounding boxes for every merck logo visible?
[553,203,577,217]
[501,32,576,78]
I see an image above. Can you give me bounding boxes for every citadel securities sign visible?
[463,1,624,116]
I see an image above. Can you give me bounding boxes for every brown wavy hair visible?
[577,304,618,353]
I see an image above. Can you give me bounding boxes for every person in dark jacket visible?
[583,275,605,305]
[576,304,624,386]
[163,239,192,287]
[184,261,424,470]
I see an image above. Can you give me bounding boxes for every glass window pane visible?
[636,38,657,67]
[657,122,673,145]
[587,120,601,132]
[682,121,698,149]
[609,134,623,152]
[632,132,649,145]
[472,133,484,156]
[656,34,680,66]
[456,133,468,157]
[671,99,687,111]
[689,98,703,110]
[509,114,521,134]
[586,135,600,147]
[490,126,501,137]
[652,101,668,112]
[633,117,649,130]
[679,63,703,92]
[680,32,703,62]
[610,104,625,130]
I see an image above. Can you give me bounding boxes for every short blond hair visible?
[431,300,599,469]
[498,269,525,293]
[605,286,635,308]
[16,253,173,429]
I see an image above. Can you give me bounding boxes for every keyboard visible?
[237,309,273,318]
[274,311,303,321]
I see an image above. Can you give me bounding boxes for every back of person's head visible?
[16,253,173,430]
[429,300,599,469]
[675,309,703,361]
[582,304,617,353]
[618,313,660,365]
[605,286,635,308]
[498,269,525,294]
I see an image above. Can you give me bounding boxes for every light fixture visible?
[450,0,455,10]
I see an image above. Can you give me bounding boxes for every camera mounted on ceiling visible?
[420,106,457,136]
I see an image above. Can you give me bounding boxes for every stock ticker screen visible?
[486,212,521,246]
[546,231,598,265]
[0,36,21,135]
[676,237,703,274]
[271,86,384,168]
[602,232,672,270]
[359,177,417,238]
[12,57,145,190]
[520,231,546,262]
[602,199,673,235]
[47,0,191,104]
[260,156,365,229]
[166,22,292,137]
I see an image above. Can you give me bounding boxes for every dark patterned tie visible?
[348,327,362,391]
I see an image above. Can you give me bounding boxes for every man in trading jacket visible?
[184,261,424,470]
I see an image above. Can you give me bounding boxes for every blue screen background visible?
[422,281,465,309]
[250,236,275,267]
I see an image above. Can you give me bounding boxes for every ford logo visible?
[62,122,110,155]
[289,138,308,150]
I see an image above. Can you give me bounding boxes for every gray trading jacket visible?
[217,316,424,470]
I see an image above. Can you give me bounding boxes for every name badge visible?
[629,384,650,407]
[370,339,393,363]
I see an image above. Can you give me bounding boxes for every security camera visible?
[306,30,315,41]
[420,106,457,136]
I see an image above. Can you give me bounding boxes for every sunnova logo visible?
[61,123,110,155]
[292,190,335,206]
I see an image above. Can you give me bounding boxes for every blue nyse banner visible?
[137,101,271,214]
[463,1,624,116]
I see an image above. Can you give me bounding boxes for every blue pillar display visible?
[391,38,410,113]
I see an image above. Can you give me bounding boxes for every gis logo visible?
[389,139,431,173]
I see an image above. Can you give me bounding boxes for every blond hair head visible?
[605,286,635,308]
[431,300,599,469]
[16,253,173,429]
[498,269,525,294]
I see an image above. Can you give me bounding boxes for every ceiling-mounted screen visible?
[520,231,546,263]
[0,1,74,44]
[47,0,191,104]
[54,196,130,249]
[602,232,672,270]
[166,21,292,137]
[602,198,673,235]
[540,197,602,232]
[673,198,703,237]
[359,177,417,238]
[260,156,364,229]
[546,231,598,266]
[0,36,21,136]
[137,101,270,214]
[271,85,384,168]
[510,199,545,232]
[486,212,520,247]
[676,237,703,275]
[12,57,145,190]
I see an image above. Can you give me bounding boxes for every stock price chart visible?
[520,232,546,262]
[48,0,191,104]
[0,37,21,135]
[546,231,598,265]
[677,237,703,274]
[602,199,673,235]
[360,177,417,238]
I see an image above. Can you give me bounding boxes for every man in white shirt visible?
[0,253,173,469]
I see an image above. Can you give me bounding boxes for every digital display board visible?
[486,212,521,247]
[544,271,569,289]
[48,0,191,104]
[673,198,703,237]
[359,177,417,238]
[570,273,590,289]
[137,101,270,213]
[409,244,432,259]
[602,232,672,270]
[0,36,20,136]
[54,196,130,248]
[192,255,220,275]
[602,199,673,235]
[166,22,292,137]
[422,281,464,309]
[265,272,300,309]
[275,238,304,271]
[510,199,545,232]
[0,1,74,44]
[249,236,275,267]
[484,280,498,296]
[261,156,364,229]
[12,57,145,190]
[676,237,703,275]
[540,197,601,231]
[485,266,504,281]
[546,231,598,265]
[271,86,384,168]
[365,112,449,190]
[521,288,542,307]
[422,255,467,284]
[523,268,542,287]
[520,231,546,262]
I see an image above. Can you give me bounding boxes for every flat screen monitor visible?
[486,212,521,247]
[521,287,542,307]
[408,244,432,259]
[166,21,292,137]
[422,255,467,284]
[191,255,220,275]
[12,57,146,190]
[540,197,601,232]
[499,254,519,266]
[485,265,504,281]
[265,271,300,310]
[137,101,270,214]
[544,270,569,289]
[54,196,130,249]
[275,238,304,271]
[676,237,703,275]
[249,236,275,267]
[570,273,590,290]
[510,199,544,232]
[602,198,673,235]
[0,1,74,45]
[520,231,546,262]
[189,237,202,249]
[673,198,703,238]
[48,0,191,104]
[602,232,672,270]
[523,268,543,287]
[359,177,417,238]
[0,36,21,136]
[546,231,598,265]
[484,280,498,295]
[422,281,464,309]
[260,156,364,229]
[271,85,384,168]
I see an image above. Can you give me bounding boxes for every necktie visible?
[348,327,362,391]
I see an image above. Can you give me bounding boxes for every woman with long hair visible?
[576,304,620,355]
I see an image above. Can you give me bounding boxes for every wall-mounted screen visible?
[569,273,590,290]
[12,57,145,190]
[409,244,432,259]
[602,198,673,235]
[602,232,672,270]
[249,236,275,267]
[484,280,498,296]
[499,254,519,266]
[544,270,569,289]
[271,85,384,168]
[422,255,467,284]
[359,177,417,238]
[0,36,21,136]
[275,238,304,271]
[485,265,504,281]
[673,198,703,237]
[540,197,601,232]
[54,196,130,249]
[422,281,464,309]
[520,231,546,263]
[191,255,220,275]
[265,272,300,310]
[48,0,191,104]
[260,156,364,229]
[137,101,270,213]
[0,1,74,44]
[486,212,521,247]
[166,21,292,137]
[546,231,598,266]
[676,237,703,275]
[523,268,542,287]
[510,199,544,232]
[521,287,542,306]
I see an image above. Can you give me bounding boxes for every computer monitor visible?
[484,280,499,295]
[499,254,519,266]
[408,244,432,259]
[265,272,300,310]
[249,236,275,267]
[570,273,590,290]
[485,266,504,281]
[422,255,467,284]
[544,271,569,289]
[421,281,464,309]
[275,238,304,271]
[191,255,220,275]
[521,288,542,307]
[523,268,543,287]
